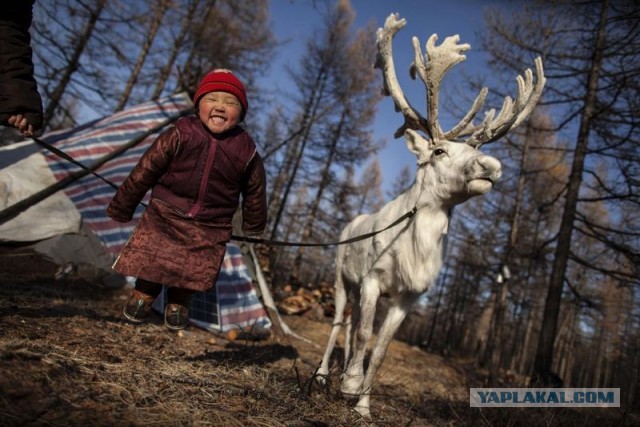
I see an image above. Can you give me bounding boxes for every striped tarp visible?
[43,93,192,253]
[153,242,272,332]
[41,93,271,332]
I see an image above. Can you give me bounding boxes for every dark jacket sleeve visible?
[0,1,43,130]
[106,127,180,222]
[241,152,268,235]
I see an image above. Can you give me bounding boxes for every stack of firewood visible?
[277,283,335,318]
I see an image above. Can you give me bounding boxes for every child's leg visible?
[123,278,163,323]
[134,278,163,299]
[164,287,194,330]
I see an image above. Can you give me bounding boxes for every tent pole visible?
[249,245,313,345]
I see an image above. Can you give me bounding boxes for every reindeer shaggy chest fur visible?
[340,204,448,296]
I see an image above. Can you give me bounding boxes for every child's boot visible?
[123,279,162,323]
[165,287,194,330]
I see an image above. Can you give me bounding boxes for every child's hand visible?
[7,114,35,136]
[106,204,133,223]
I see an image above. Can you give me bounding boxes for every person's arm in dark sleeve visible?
[241,152,267,236]
[106,127,180,222]
[0,1,43,133]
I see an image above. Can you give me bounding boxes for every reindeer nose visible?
[478,156,502,180]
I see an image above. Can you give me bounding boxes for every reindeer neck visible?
[379,166,451,238]
[404,170,451,241]
[386,179,450,240]
[389,184,450,294]
[405,168,452,217]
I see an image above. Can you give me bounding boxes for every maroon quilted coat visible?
[106,116,267,291]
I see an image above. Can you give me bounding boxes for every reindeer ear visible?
[405,129,434,164]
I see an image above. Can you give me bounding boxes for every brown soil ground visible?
[0,246,633,426]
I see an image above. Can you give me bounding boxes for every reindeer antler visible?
[375,13,546,147]
[375,14,430,138]
[462,57,546,147]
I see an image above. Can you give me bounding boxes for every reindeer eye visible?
[434,148,446,156]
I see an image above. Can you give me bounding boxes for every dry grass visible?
[0,247,633,426]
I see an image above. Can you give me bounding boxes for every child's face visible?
[198,91,243,134]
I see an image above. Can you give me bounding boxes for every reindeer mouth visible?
[468,177,494,195]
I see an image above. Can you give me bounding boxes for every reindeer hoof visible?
[315,371,329,386]
[354,403,371,420]
[340,373,363,396]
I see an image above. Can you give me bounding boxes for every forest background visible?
[1,0,638,410]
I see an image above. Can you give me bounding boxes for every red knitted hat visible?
[193,69,248,118]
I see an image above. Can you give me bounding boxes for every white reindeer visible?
[317,13,545,418]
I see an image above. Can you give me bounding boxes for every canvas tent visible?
[0,93,271,333]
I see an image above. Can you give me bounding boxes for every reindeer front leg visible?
[317,274,348,382]
[354,293,420,418]
[341,277,380,396]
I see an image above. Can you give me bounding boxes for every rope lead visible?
[26,136,417,247]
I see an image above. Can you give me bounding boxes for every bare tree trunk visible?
[485,125,534,382]
[115,0,170,111]
[151,0,201,99]
[475,294,494,364]
[577,356,590,386]
[269,68,329,240]
[504,295,524,376]
[486,282,508,380]
[291,111,346,278]
[563,325,576,386]
[603,340,612,388]
[267,137,297,224]
[444,265,473,354]
[533,0,610,384]
[517,304,536,376]
[443,266,466,354]
[426,264,448,350]
[455,278,476,350]
[177,0,217,91]
[42,0,107,128]
[555,306,576,385]
[629,348,640,408]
